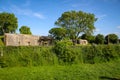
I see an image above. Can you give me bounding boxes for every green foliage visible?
[0,36,4,46]
[105,34,119,44]
[82,45,120,64]
[0,45,120,67]
[19,26,32,34]
[55,10,97,39]
[53,40,75,64]
[49,27,66,40]
[0,12,18,35]
[81,34,95,43]
[95,34,104,44]
[0,46,58,67]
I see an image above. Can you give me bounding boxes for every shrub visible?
[53,40,77,64]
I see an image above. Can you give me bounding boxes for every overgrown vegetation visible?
[0,43,120,67]
[0,36,4,46]
[0,37,120,80]
[0,46,58,67]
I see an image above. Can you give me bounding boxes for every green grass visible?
[0,60,120,80]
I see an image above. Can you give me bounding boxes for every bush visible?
[53,40,77,64]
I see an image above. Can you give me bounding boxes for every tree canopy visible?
[95,34,104,44]
[105,34,118,44]
[19,26,32,34]
[55,11,97,40]
[49,27,66,40]
[81,34,95,43]
[0,12,18,35]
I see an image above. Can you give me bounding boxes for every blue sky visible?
[0,0,120,38]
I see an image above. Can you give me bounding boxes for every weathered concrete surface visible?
[77,39,88,45]
[4,33,52,46]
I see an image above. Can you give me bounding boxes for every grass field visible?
[0,60,120,80]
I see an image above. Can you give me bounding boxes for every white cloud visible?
[114,32,120,34]
[34,13,45,19]
[95,28,100,32]
[10,5,45,19]
[10,5,32,16]
[114,32,120,38]
[117,26,120,29]
[96,14,107,20]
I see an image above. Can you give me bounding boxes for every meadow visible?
[0,60,120,80]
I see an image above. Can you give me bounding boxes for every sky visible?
[0,0,120,38]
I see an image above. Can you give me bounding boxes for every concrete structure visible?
[77,39,88,45]
[4,33,52,46]
[72,39,88,45]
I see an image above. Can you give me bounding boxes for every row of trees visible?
[80,33,119,44]
[0,12,32,35]
[49,10,119,44]
[49,27,119,44]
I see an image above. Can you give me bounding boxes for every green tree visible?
[19,26,32,34]
[0,12,18,35]
[81,34,95,43]
[105,34,118,44]
[49,27,66,40]
[55,10,97,40]
[95,34,104,44]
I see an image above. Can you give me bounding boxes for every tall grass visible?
[0,44,120,67]
[0,46,58,67]
[0,60,120,80]
[0,36,4,46]
[81,44,120,64]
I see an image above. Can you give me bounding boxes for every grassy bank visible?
[0,46,58,67]
[0,60,120,80]
[0,44,120,67]
[0,44,120,80]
